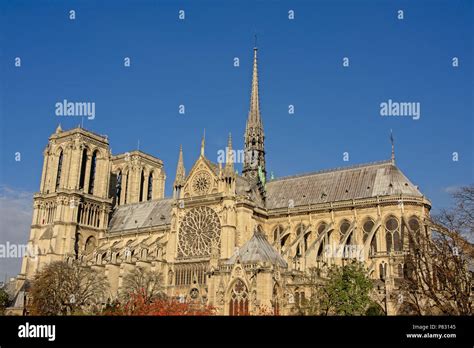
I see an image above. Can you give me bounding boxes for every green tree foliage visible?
[320,262,374,315]
[0,287,11,314]
[298,262,378,316]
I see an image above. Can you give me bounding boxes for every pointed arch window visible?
[404,258,415,280]
[408,217,421,251]
[397,264,403,278]
[78,149,88,190]
[296,224,307,256]
[385,231,392,251]
[84,236,96,254]
[273,225,284,244]
[55,150,63,190]
[362,217,378,256]
[74,232,82,258]
[88,150,97,194]
[229,279,249,316]
[339,220,351,239]
[272,285,280,316]
[124,171,129,204]
[139,169,145,202]
[147,172,153,200]
[370,233,378,255]
[393,231,401,251]
[115,171,122,205]
[316,222,328,260]
[317,222,327,236]
[379,263,387,280]
[77,203,83,224]
[362,219,375,243]
[385,216,401,252]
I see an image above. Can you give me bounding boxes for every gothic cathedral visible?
[16,47,433,315]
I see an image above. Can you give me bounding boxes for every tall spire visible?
[243,45,266,182]
[248,47,262,127]
[225,133,234,173]
[200,129,206,157]
[174,145,186,189]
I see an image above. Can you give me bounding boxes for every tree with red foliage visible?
[103,289,216,316]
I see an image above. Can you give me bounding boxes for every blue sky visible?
[0,0,472,277]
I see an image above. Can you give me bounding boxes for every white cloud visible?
[443,185,460,194]
[0,185,33,280]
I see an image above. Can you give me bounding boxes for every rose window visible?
[191,171,211,195]
[177,206,221,258]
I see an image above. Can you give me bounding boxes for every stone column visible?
[39,150,49,193]
[142,170,149,201]
[121,171,128,204]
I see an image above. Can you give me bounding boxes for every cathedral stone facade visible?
[16,47,433,315]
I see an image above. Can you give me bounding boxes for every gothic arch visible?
[384,215,401,252]
[407,215,421,251]
[123,169,130,204]
[139,168,145,202]
[362,217,375,243]
[88,149,98,194]
[295,223,308,256]
[272,283,282,315]
[55,149,64,190]
[317,221,328,237]
[272,224,284,245]
[101,252,108,264]
[54,146,64,156]
[78,148,88,190]
[93,148,106,160]
[360,217,382,260]
[306,222,332,259]
[339,220,357,255]
[115,169,122,205]
[84,236,96,254]
[362,217,378,256]
[227,278,249,316]
[75,232,82,256]
[147,171,154,201]
[338,219,351,241]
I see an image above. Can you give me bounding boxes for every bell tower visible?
[20,126,113,279]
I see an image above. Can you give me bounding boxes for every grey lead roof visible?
[226,231,288,267]
[108,198,172,233]
[265,160,423,209]
[107,160,423,233]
